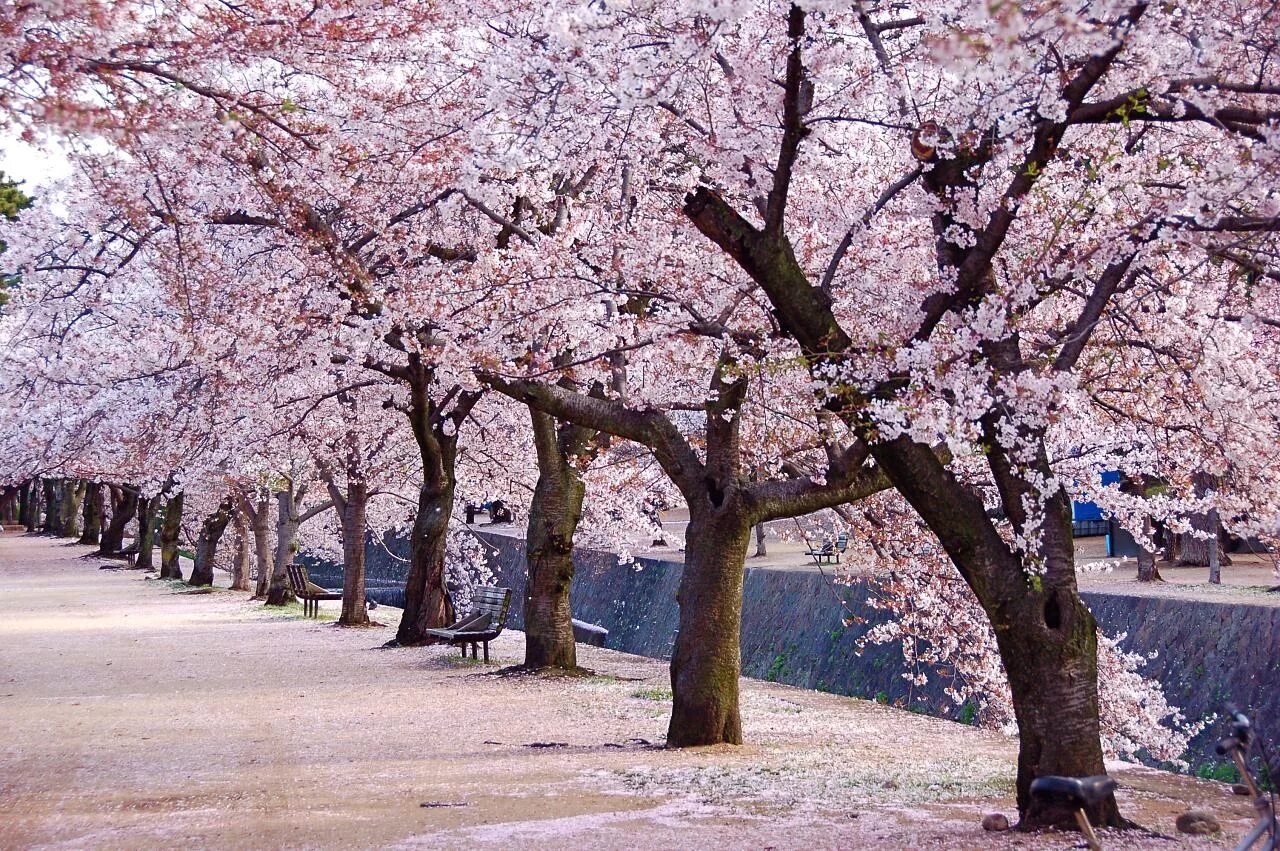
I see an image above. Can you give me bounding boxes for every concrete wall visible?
[304,530,1280,770]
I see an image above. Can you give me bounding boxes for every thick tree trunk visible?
[1136,516,1162,582]
[666,506,751,747]
[159,493,184,580]
[41,479,60,534]
[134,495,157,570]
[59,480,85,538]
[229,509,252,591]
[335,482,369,626]
[870,437,1120,830]
[190,499,232,587]
[98,485,137,555]
[0,485,17,524]
[267,490,300,606]
[393,370,475,646]
[523,409,586,670]
[396,476,455,644]
[247,497,273,598]
[20,480,39,531]
[78,482,103,546]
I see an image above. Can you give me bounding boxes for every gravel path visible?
[0,532,1261,849]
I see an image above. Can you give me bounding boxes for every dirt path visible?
[0,532,1261,849]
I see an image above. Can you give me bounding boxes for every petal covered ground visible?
[0,533,1262,849]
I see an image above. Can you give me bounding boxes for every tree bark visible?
[0,485,17,524]
[267,489,301,606]
[62,480,85,538]
[1136,516,1162,582]
[98,485,137,555]
[20,480,39,531]
[391,367,479,646]
[666,505,752,746]
[238,493,274,598]
[330,480,369,626]
[868,437,1122,830]
[754,521,767,557]
[522,408,588,670]
[159,492,184,580]
[229,508,252,591]
[134,495,158,570]
[41,479,60,534]
[78,482,103,546]
[190,498,232,586]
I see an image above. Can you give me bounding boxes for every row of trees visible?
[2,0,1278,831]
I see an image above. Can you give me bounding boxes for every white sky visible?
[0,134,73,189]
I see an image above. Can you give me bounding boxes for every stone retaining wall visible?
[304,530,1280,770]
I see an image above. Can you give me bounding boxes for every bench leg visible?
[459,643,466,657]
[483,642,489,664]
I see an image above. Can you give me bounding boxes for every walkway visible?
[0,533,1256,849]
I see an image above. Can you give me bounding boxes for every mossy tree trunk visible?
[20,480,39,531]
[190,498,232,587]
[159,492,184,580]
[229,508,252,591]
[0,485,17,524]
[98,485,137,555]
[78,482,103,546]
[41,478,60,534]
[523,407,592,670]
[666,504,752,746]
[234,492,274,598]
[328,478,369,626]
[57,480,84,538]
[390,360,481,646]
[134,494,158,570]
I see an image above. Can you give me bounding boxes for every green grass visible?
[631,687,673,701]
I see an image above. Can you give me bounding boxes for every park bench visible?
[120,541,140,567]
[423,586,512,663]
[286,563,343,618]
[805,532,848,565]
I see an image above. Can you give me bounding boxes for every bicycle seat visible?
[1029,775,1118,807]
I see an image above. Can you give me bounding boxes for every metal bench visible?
[423,587,512,663]
[285,563,343,618]
[805,532,849,565]
[120,542,140,567]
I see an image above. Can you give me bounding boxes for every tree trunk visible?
[98,485,137,555]
[159,492,184,580]
[0,485,17,524]
[869,437,1121,830]
[229,509,252,591]
[1178,473,1230,568]
[190,499,232,587]
[267,490,300,606]
[78,482,103,546]
[335,482,370,626]
[20,480,39,531]
[1136,516,1161,582]
[247,496,273,598]
[59,480,85,538]
[754,521,767,557]
[396,475,455,644]
[393,369,476,646]
[666,505,752,747]
[134,495,157,570]
[42,479,60,534]
[523,409,586,670]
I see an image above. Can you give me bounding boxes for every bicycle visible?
[1027,709,1277,850]
[1215,709,1277,850]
